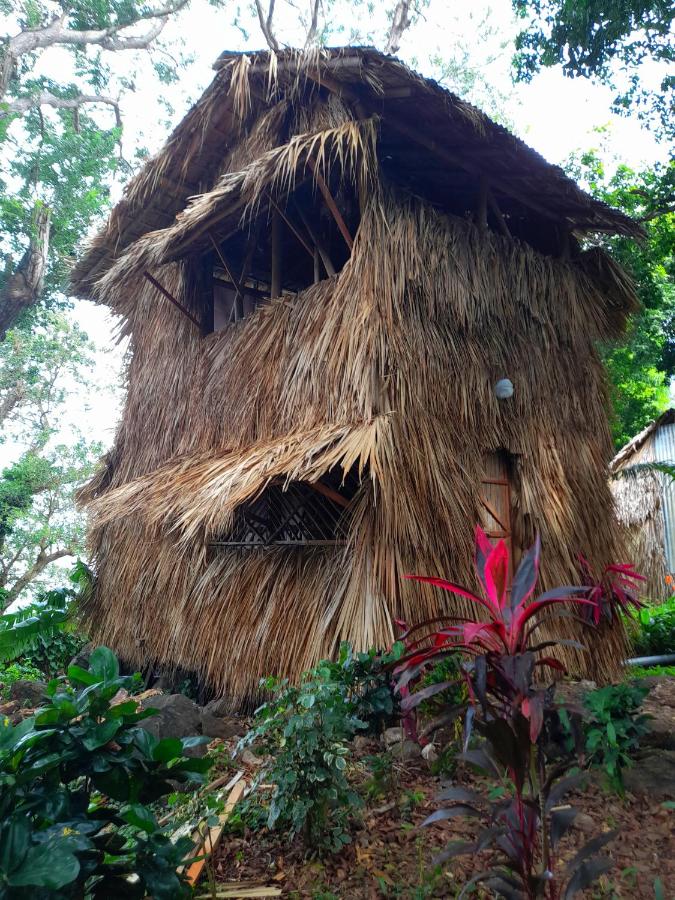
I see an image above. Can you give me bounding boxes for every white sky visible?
[8,0,671,450]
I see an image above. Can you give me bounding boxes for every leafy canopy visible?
[512,0,674,140]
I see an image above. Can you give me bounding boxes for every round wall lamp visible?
[495,378,514,400]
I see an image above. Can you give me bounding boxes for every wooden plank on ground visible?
[181,778,246,886]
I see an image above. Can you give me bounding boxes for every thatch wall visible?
[76,49,640,702]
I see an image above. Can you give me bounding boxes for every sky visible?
[10,0,672,451]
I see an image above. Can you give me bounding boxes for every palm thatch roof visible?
[71,46,641,299]
[73,47,641,702]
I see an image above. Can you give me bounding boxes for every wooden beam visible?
[293,201,336,277]
[271,210,282,299]
[487,189,511,239]
[143,272,200,328]
[267,194,314,259]
[307,480,351,509]
[477,175,488,231]
[306,157,353,250]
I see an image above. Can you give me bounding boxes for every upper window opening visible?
[210,465,363,549]
[203,175,361,334]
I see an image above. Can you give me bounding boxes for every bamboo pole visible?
[271,210,282,299]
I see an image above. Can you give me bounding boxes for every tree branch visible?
[0,91,121,125]
[384,0,415,55]
[254,0,280,52]
[0,205,51,340]
[4,546,76,604]
[304,0,321,48]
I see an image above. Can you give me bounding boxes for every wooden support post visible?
[306,157,353,250]
[313,246,321,284]
[271,210,282,299]
[208,233,245,321]
[294,201,336,277]
[487,189,512,239]
[143,272,200,328]
[477,175,488,232]
[267,195,314,259]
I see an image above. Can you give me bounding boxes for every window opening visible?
[202,171,361,334]
[210,465,363,549]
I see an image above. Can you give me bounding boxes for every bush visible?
[561,682,650,792]
[0,660,43,699]
[238,642,401,854]
[0,646,211,898]
[632,597,675,656]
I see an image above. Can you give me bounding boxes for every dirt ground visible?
[213,741,675,899]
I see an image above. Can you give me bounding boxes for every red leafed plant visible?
[577,556,645,625]
[393,528,632,899]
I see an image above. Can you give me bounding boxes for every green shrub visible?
[629,664,675,678]
[561,682,650,792]
[239,668,365,853]
[631,597,675,656]
[0,646,211,898]
[238,642,402,853]
[0,661,43,699]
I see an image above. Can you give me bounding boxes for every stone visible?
[8,679,48,708]
[140,693,204,755]
[574,813,595,834]
[421,743,439,765]
[240,748,264,766]
[383,726,404,747]
[642,678,675,751]
[623,750,675,800]
[390,740,422,761]
[201,708,245,740]
[68,642,94,672]
[353,735,372,751]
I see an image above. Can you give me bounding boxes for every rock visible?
[574,813,595,834]
[421,743,439,765]
[383,726,404,747]
[68,642,94,672]
[140,693,204,755]
[240,748,263,767]
[201,707,245,740]
[353,735,372,751]
[623,750,675,799]
[642,678,675,751]
[8,679,48,708]
[390,740,422,761]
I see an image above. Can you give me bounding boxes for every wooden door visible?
[480,451,514,580]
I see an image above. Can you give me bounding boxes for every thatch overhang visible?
[71,46,642,298]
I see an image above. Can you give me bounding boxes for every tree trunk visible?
[2,547,73,608]
[0,204,51,340]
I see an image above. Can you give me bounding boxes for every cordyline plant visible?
[577,556,644,626]
[393,528,631,900]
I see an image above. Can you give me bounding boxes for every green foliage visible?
[512,0,674,140]
[0,646,211,898]
[0,660,43,700]
[239,669,366,853]
[629,664,675,678]
[238,642,400,853]
[562,683,650,791]
[0,563,90,665]
[362,751,395,801]
[565,150,674,447]
[632,596,675,656]
[0,316,104,604]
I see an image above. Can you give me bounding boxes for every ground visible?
[211,732,675,899]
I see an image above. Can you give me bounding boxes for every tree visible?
[0,0,198,337]
[566,145,675,447]
[512,0,674,141]
[0,312,105,607]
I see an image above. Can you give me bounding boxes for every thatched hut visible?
[72,47,643,701]
[611,409,675,601]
